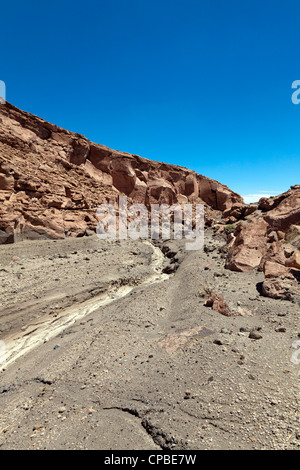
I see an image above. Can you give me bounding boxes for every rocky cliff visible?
[222,185,300,300]
[0,101,243,244]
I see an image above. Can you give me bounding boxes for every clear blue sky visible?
[1,0,299,201]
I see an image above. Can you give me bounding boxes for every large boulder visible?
[286,225,300,249]
[225,219,268,272]
[263,188,300,232]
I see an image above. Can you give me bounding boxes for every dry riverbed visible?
[0,230,299,450]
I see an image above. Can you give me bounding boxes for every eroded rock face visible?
[260,241,299,300]
[262,188,300,232]
[225,219,269,272]
[286,225,300,249]
[0,101,243,243]
[225,187,300,300]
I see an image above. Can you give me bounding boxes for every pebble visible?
[213,339,223,345]
[33,424,43,431]
[249,331,263,340]
[220,328,232,335]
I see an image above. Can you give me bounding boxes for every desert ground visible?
[0,228,299,450]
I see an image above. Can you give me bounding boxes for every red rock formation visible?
[0,101,243,243]
[225,218,269,272]
[262,187,300,232]
[225,186,300,300]
[203,290,230,316]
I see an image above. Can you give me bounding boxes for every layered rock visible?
[0,101,243,243]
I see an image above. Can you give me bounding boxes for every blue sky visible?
[1,0,299,202]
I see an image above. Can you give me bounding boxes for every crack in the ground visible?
[102,405,181,450]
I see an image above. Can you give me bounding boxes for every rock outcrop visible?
[0,101,243,243]
[225,218,269,272]
[224,186,300,300]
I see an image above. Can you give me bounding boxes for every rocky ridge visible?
[0,101,243,244]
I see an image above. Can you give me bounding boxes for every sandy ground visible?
[0,229,299,450]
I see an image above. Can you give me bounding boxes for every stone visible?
[286,225,300,248]
[204,291,230,316]
[285,252,300,270]
[225,219,268,272]
[244,203,258,217]
[263,188,300,232]
[249,330,262,340]
[213,339,224,345]
[261,277,299,300]
[263,260,291,278]
[0,173,14,191]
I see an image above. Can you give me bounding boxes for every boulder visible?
[263,260,291,278]
[286,252,300,270]
[225,219,268,272]
[261,277,299,300]
[263,188,300,232]
[203,291,230,316]
[286,225,300,249]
